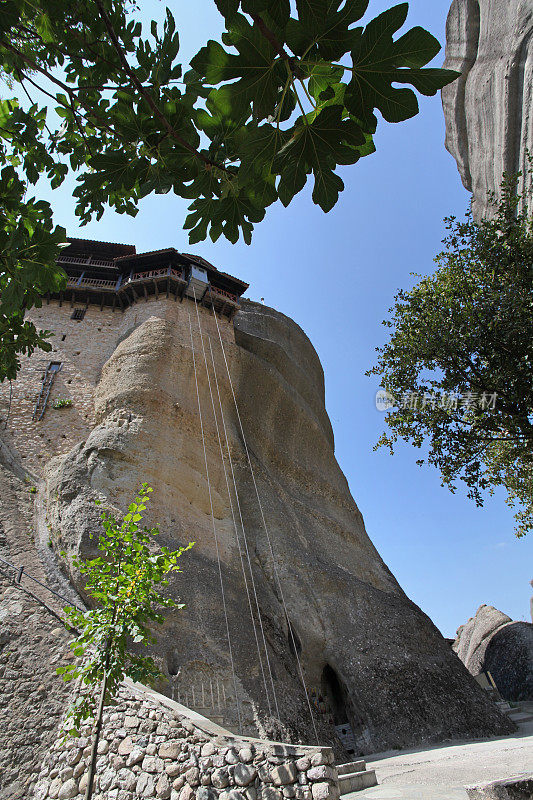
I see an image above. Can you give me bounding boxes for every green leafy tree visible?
[58,484,193,800]
[369,180,533,537]
[0,166,66,379]
[0,0,459,381]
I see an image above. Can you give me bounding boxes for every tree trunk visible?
[84,669,109,800]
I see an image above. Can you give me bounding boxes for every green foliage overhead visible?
[0,0,458,381]
[58,484,194,733]
[0,164,67,380]
[369,180,533,537]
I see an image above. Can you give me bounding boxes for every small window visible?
[48,361,62,373]
[71,308,86,321]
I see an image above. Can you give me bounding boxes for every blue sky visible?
[34,0,533,637]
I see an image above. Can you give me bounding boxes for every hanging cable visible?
[186,299,243,735]
[191,288,274,717]
[207,335,281,723]
[209,292,320,744]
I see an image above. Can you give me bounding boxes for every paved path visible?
[345,719,533,800]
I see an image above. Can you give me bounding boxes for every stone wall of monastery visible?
[33,681,339,800]
[0,297,235,476]
[0,461,74,800]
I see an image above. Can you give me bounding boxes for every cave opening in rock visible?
[167,651,181,678]
[321,663,349,725]
[321,664,366,755]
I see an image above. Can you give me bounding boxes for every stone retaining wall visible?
[33,680,340,800]
[0,583,73,800]
[0,463,75,800]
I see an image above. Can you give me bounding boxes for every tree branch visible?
[92,0,226,172]
[1,40,78,97]
[16,70,55,140]
[249,13,303,79]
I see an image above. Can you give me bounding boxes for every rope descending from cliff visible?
[191,288,276,719]
[187,299,243,736]
[208,291,320,745]
[206,330,280,722]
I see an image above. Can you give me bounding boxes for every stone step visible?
[507,710,533,723]
[338,769,378,795]
[496,700,511,712]
[337,761,366,776]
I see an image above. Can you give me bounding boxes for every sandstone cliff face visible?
[21,296,512,754]
[454,605,533,701]
[442,0,533,219]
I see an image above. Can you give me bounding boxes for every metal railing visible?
[210,286,238,303]
[171,676,234,711]
[126,267,184,283]
[0,553,84,620]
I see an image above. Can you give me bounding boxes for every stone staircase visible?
[496,700,533,725]
[337,760,378,795]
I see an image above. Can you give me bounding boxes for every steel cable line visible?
[191,288,273,717]
[207,335,281,723]
[186,298,243,735]
[208,292,320,744]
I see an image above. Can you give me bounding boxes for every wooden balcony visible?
[202,285,240,316]
[66,277,117,291]
[120,267,187,305]
[51,266,240,317]
[58,255,115,268]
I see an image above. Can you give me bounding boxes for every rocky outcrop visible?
[442,0,533,219]
[454,605,513,676]
[466,774,533,800]
[35,297,513,753]
[453,605,533,701]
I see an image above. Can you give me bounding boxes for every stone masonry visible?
[33,680,340,800]
[0,298,234,474]
[0,462,74,800]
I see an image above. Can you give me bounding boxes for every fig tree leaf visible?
[191,14,287,119]
[273,104,364,210]
[344,4,456,125]
[241,0,291,28]
[295,0,369,60]
[393,26,441,68]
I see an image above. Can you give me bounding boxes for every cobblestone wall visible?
[0,459,76,800]
[0,583,74,800]
[0,297,235,475]
[33,681,340,800]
